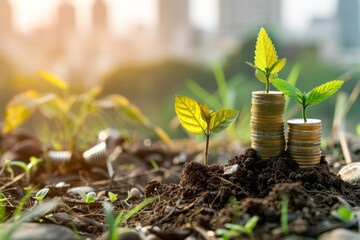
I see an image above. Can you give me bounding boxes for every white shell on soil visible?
[338,162,360,183]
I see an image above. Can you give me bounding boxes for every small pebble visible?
[67,186,94,194]
[223,164,239,175]
[318,228,360,240]
[338,162,360,183]
[130,187,141,198]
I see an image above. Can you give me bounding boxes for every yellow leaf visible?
[175,96,207,135]
[198,103,211,123]
[270,58,286,75]
[3,106,32,133]
[254,28,278,72]
[3,90,42,133]
[39,71,68,91]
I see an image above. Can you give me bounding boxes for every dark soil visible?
[1,131,360,239]
[137,149,360,239]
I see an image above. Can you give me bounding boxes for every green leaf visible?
[39,71,68,91]
[255,70,267,83]
[254,28,278,72]
[224,223,248,234]
[306,80,344,106]
[175,96,208,135]
[270,58,286,75]
[245,215,259,232]
[34,188,49,202]
[331,206,355,222]
[9,161,28,172]
[209,109,239,133]
[271,79,304,105]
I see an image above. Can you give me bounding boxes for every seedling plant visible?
[103,195,159,240]
[78,191,96,204]
[33,188,49,203]
[247,27,287,93]
[216,215,259,240]
[9,156,42,183]
[3,71,171,151]
[108,192,118,203]
[331,205,356,222]
[271,79,344,122]
[175,95,239,165]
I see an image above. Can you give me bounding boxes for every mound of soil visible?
[132,149,360,239]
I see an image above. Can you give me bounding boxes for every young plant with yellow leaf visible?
[3,71,171,151]
[246,27,286,93]
[175,95,239,165]
[247,27,287,160]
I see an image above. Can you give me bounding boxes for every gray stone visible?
[67,186,94,194]
[223,164,239,175]
[318,228,360,240]
[338,162,360,183]
[2,223,76,240]
[99,228,144,240]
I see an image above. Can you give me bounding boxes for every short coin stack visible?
[251,91,285,160]
[287,119,321,168]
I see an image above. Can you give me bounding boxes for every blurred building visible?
[57,0,76,38]
[217,0,281,39]
[0,0,13,37]
[92,0,108,33]
[338,0,360,48]
[157,0,192,56]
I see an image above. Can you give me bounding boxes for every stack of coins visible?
[287,119,321,168]
[251,91,285,159]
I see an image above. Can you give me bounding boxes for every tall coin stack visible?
[287,119,321,168]
[251,91,285,160]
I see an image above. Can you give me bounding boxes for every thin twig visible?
[339,131,352,164]
[0,173,25,191]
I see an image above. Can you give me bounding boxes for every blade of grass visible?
[123,195,159,222]
[12,190,33,220]
[186,80,221,109]
[1,199,58,240]
[213,62,230,108]
[284,63,301,112]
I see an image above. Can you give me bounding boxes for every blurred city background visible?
[0,0,359,141]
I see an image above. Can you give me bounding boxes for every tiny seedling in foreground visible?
[271,79,343,122]
[33,188,49,203]
[331,205,355,222]
[108,192,118,203]
[175,95,239,165]
[216,215,259,240]
[103,195,159,240]
[247,27,286,93]
[281,194,289,236]
[78,191,96,204]
[9,156,42,183]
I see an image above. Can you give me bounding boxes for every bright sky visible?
[10,0,338,35]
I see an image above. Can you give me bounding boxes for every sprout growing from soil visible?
[271,79,343,122]
[33,188,49,203]
[108,191,118,203]
[78,191,96,204]
[247,27,286,93]
[331,205,355,222]
[9,157,42,183]
[175,95,239,165]
[216,215,259,240]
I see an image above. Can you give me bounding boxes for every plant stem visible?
[266,76,270,93]
[302,105,307,123]
[204,131,211,165]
